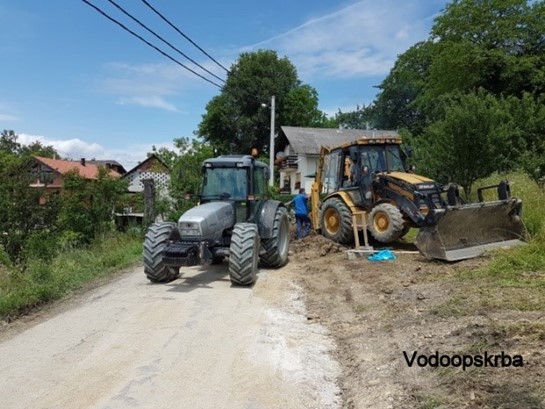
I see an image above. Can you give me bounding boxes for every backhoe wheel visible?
[260,206,289,268]
[368,203,405,243]
[143,222,180,283]
[320,198,353,244]
[229,223,260,286]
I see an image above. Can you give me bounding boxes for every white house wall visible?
[126,170,171,198]
[279,152,319,195]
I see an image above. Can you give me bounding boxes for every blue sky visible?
[0,0,449,169]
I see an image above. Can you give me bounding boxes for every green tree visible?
[416,90,520,195]
[370,41,437,134]
[0,131,60,262]
[57,169,128,241]
[428,0,545,98]
[198,50,328,154]
[332,104,374,129]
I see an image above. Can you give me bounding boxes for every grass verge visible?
[0,231,143,320]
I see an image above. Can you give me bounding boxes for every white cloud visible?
[0,114,19,121]
[117,96,180,112]
[18,133,175,171]
[97,61,224,112]
[244,0,433,80]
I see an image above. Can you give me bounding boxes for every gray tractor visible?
[143,155,290,286]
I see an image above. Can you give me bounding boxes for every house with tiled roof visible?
[31,156,122,203]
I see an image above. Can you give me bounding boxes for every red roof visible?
[33,156,121,179]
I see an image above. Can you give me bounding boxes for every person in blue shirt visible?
[286,188,312,239]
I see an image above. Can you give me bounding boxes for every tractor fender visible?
[256,199,284,239]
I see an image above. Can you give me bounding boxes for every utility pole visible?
[269,95,275,186]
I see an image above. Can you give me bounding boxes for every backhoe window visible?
[385,145,404,172]
[322,150,342,193]
[202,168,248,200]
[361,145,404,173]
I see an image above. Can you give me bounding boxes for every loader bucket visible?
[415,199,526,261]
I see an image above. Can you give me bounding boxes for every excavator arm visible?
[310,145,330,230]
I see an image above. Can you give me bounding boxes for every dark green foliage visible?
[332,104,374,130]
[363,0,545,190]
[58,168,128,240]
[416,91,515,194]
[198,50,329,154]
[0,130,128,263]
[0,132,58,262]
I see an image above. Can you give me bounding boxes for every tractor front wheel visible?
[143,222,180,283]
[368,203,405,243]
[229,223,260,286]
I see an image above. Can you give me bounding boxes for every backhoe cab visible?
[143,155,290,285]
[311,136,525,261]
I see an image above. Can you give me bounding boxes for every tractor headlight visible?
[179,222,201,237]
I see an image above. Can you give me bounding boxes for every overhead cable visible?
[139,0,230,74]
[81,0,222,88]
[106,0,225,84]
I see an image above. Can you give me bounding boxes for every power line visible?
[81,0,222,88]
[106,0,225,84]
[139,0,230,74]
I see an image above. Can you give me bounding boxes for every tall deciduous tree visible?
[198,50,328,155]
[366,0,545,187]
[416,90,522,195]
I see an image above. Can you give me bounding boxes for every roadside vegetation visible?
[0,131,143,320]
[0,231,142,320]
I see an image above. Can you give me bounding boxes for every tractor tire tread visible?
[143,222,180,283]
[320,198,354,244]
[229,223,259,286]
[260,207,290,268]
[369,203,405,243]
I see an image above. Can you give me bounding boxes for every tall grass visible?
[473,171,545,236]
[0,232,143,319]
[472,171,545,275]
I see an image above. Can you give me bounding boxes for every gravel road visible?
[0,263,340,409]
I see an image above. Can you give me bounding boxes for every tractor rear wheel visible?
[229,223,260,286]
[260,206,289,268]
[320,198,353,244]
[143,222,180,283]
[368,203,405,243]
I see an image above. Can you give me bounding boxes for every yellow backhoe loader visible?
[310,135,526,261]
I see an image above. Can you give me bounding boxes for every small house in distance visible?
[277,126,400,194]
[123,154,171,199]
[31,156,122,203]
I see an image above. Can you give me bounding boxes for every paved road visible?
[0,263,340,409]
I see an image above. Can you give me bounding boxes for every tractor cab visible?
[200,155,269,223]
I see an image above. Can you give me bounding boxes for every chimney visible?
[81,158,86,166]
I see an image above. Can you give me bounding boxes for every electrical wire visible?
[81,0,222,88]
[139,0,230,74]
[106,0,225,84]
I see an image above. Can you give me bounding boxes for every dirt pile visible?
[288,235,545,408]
